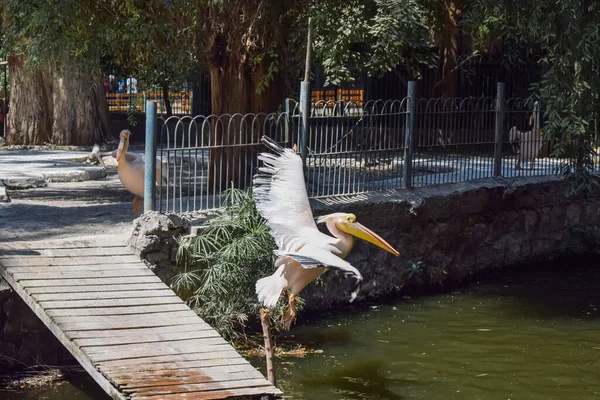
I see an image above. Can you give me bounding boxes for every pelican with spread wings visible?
[253,136,400,329]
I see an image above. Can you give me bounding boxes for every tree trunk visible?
[162,82,173,117]
[7,55,53,145]
[208,52,284,194]
[8,55,110,146]
[440,0,464,99]
[52,68,110,145]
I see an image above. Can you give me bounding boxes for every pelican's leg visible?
[515,158,522,170]
[282,293,297,331]
[133,195,143,216]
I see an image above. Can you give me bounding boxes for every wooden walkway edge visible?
[0,235,282,400]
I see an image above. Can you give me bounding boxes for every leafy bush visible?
[171,188,301,344]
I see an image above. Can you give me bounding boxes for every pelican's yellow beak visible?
[339,219,400,257]
[116,131,129,162]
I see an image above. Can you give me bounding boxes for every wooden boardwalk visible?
[0,235,282,400]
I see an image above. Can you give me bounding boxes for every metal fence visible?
[288,98,410,197]
[155,113,288,213]
[147,82,597,213]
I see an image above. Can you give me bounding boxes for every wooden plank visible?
[12,269,155,281]
[27,283,168,294]
[109,364,256,380]
[85,337,228,354]
[119,370,266,389]
[0,236,125,250]
[89,343,233,363]
[67,324,210,339]
[86,338,230,359]
[99,358,250,374]
[54,310,196,325]
[20,276,162,287]
[96,350,244,369]
[59,315,203,331]
[0,238,280,400]
[0,262,127,400]
[74,329,220,347]
[125,379,272,396]
[131,387,282,400]
[34,290,177,302]
[40,296,182,309]
[0,247,132,258]
[47,303,191,318]
[6,263,150,272]
[0,255,140,267]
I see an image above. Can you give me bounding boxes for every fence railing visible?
[143,82,599,214]
[154,112,288,213]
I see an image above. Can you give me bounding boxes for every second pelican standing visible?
[253,136,400,329]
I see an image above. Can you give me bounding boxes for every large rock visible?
[128,212,191,281]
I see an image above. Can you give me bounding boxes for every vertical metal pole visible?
[494,82,505,177]
[299,17,313,168]
[144,101,157,213]
[2,62,7,138]
[284,98,291,146]
[299,84,310,166]
[403,81,416,188]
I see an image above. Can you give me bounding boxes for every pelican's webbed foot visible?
[282,293,297,331]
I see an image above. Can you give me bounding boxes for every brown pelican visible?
[253,136,399,330]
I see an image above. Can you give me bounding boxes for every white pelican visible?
[116,129,166,215]
[510,101,543,170]
[253,136,400,329]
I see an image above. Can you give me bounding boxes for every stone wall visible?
[128,175,600,313]
[301,175,600,310]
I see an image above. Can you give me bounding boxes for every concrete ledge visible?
[0,149,108,189]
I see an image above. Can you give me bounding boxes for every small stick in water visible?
[260,308,276,386]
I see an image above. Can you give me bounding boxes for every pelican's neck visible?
[325,219,355,259]
[118,138,130,166]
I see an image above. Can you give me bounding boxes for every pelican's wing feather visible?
[278,247,362,280]
[253,136,328,251]
[278,246,363,302]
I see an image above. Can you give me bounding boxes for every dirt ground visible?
[0,166,136,243]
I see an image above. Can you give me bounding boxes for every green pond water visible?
[2,256,599,400]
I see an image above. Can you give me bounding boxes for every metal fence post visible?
[403,81,416,188]
[494,82,505,176]
[299,83,310,166]
[144,100,157,213]
[284,98,291,146]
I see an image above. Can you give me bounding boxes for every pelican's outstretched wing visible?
[277,246,363,302]
[253,136,333,252]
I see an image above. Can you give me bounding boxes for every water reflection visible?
[301,360,407,399]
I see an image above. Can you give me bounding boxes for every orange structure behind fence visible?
[106,91,193,114]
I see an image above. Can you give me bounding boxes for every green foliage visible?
[406,261,424,280]
[467,0,600,192]
[172,188,300,343]
[310,0,437,86]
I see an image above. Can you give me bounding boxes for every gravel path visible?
[0,164,136,243]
